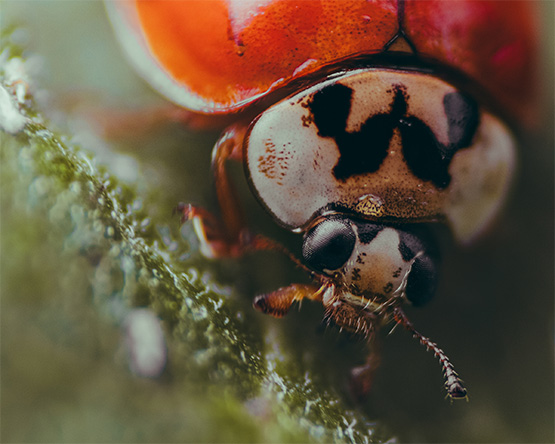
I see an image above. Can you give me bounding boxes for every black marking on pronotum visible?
[444,92,480,149]
[309,83,353,139]
[308,83,480,189]
[400,91,479,189]
[308,83,395,180]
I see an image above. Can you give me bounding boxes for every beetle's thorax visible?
[245,68,515,245]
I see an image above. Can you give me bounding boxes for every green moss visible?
[1,35,388,443]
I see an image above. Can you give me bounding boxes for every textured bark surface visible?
[0,36,390,442]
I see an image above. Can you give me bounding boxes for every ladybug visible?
[107,0,538,399]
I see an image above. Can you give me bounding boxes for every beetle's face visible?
[301,215,437,307]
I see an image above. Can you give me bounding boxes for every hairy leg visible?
[253,284,324,318]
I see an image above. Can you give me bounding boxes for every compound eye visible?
[302,218,356,273]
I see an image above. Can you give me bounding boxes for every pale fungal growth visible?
[0,53,33,134]
[123,308,167,378]
[0,84,27,134]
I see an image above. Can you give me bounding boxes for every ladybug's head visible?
[301,214,438,307]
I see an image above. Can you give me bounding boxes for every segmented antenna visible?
[393,307,467,400]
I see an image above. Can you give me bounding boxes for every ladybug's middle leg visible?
[253,283,324,317]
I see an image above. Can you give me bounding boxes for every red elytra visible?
[117,0,537,126]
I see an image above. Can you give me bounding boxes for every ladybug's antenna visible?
[248,234,315,275]
[393,307,468,400]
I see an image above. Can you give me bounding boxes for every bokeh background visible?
[2,1,553,443]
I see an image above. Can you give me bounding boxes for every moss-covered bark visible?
[1,33,389,443]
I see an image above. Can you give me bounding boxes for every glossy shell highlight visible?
[106,0,537,124]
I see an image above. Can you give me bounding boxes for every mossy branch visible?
[1,36,390,443]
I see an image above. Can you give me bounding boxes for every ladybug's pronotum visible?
[107,0,538,399]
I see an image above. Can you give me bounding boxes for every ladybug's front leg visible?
[253,284,323,317]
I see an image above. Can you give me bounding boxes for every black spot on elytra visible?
[307,83,480,189]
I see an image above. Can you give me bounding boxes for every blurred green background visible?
[1,1,553,443]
